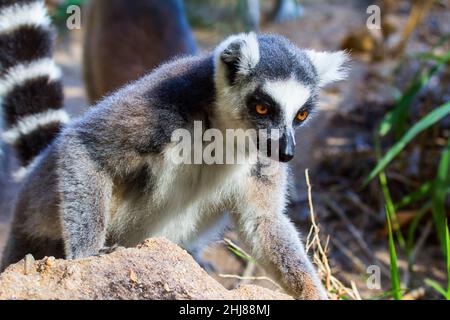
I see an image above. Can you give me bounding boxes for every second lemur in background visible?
[83,0,303,103]
[83,0,197,103]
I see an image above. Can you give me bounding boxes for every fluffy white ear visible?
[305,50,349,87]
[215,32,260,84]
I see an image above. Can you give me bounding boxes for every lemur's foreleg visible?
[232,174,327,300]
[58,140,113,259]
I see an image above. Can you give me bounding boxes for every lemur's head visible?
[214,32,348,162]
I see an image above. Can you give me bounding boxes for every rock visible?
[0,238,291,300]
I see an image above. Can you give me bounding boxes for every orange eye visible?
[296,111,308,121]
[255,104,269,115]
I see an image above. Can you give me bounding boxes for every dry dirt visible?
[0,238,291,300]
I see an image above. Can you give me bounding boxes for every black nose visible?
[278,130,296,163]
[279,149,294,162]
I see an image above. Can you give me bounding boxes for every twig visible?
[305,170,332,288]
[403,221,433,285]
[240,263,257,285]
[392,0,434,57]
[304,169,361,300]
[411,221,432,262]
[330,236,367,273]
[403,287,426,300]
[322,194,389,276]
[345,190,383,223]
[350,281,362,300]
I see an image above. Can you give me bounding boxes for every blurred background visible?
[0,0,449,299]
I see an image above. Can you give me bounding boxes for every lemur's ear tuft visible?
[305,50,349,87]
[216,32,260,85]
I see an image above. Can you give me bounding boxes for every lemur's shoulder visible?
[86,53,216,120]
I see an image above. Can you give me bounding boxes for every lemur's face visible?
[214,33,348,162]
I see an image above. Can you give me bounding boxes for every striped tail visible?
[0,0,68,175]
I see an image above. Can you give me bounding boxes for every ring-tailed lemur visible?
[0,1,348,300]
[83,0,197,104]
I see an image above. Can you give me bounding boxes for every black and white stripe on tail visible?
[0,0,69,179]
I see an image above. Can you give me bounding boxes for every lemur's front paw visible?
[97,244,126,256]
[295,287,328,300]
[291,286,328,300]
[286,271,329,300]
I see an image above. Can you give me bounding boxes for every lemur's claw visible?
[97,244,126,256]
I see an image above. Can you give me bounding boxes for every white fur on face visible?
[0,1,51,34]
[305,50,349,87]
[263,77,311,126]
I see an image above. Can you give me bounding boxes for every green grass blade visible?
[366,101,450,184]
[445,222,450,299]
[378,73,422,137]
[378,111,395,137]
[412,34,450,61]
[378,169,402,300]
[425,279,448,299]
[227,246,255,263]
[225,239,257,264]
[368,289,407,300]
[432,138,450,254]
[386,202,402,300]
[431,33,450,50]
[406,202,431,257]
[379,171,406,249]
[415,50,450,63]
[374,135,406,248]
[424,223,450,300]
[394,181,433,210]
[378,52,450,138]
[393,70,435,138]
